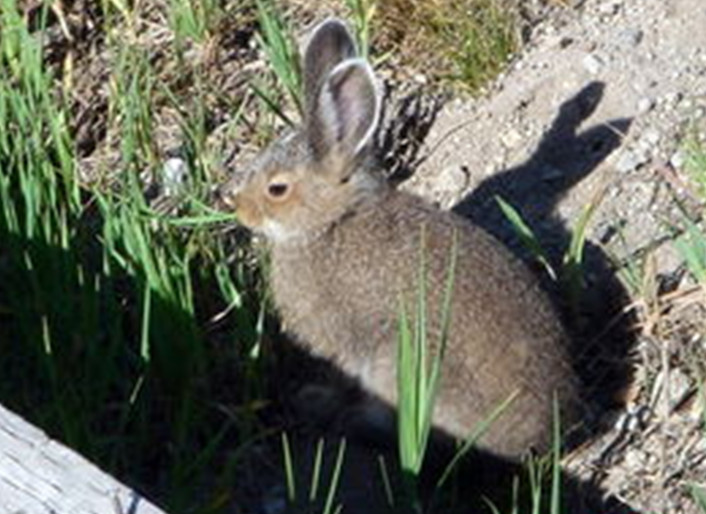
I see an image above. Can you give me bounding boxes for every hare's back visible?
[366,191,577,453]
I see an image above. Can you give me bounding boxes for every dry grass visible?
[373,0,519,92]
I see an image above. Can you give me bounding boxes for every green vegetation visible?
[675,135,706,287]
[254,0,303,122]
[375,0,518,92]
[345,0,376,59]
[679,135,706,513]
[280,434,347,514]
[496,189,603,318]
[395,228,457,511]
[0,0,261,510]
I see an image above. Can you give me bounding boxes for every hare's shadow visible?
[451,81,635,415]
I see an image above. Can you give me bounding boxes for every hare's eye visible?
[267,182,289,198]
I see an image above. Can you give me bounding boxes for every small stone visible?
[582,54,603,75]
[637,97,655,114]
[680,98,695,111]
[162,157,188,197]
[653,367,694,414]
[412,73,428,85]
[615,149,647,173]
[598,1,620,15]
[640,128,661,147]
[623,448,647,470]
[662,91,684,108]
[618,28,644,47]
[559,36,574,49]
[670,150,685,169]
[437,165,470,194]
[667,368,693,410]
[500,128,523,149]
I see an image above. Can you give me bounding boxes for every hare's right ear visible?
[303,19,357,120]
[306,58,380,167]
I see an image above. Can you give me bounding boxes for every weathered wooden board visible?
[0,403,167,514]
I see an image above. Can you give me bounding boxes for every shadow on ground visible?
[452,81,636,419]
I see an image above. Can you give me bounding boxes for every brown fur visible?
[218,19,578,458]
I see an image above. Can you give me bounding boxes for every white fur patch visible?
[261,219,300,243]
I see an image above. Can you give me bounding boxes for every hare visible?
[218,19,579,458]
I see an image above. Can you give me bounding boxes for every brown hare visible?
[218,18,579,458]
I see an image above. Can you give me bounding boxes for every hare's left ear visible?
[306,58,380,164]
[303,19,357,120]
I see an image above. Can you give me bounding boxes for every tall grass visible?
[345,0,376,59]
[0,0,262,510]
[254,0,303,121]
[396,227,457,504]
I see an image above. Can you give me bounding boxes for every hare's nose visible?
[215,186,239,211]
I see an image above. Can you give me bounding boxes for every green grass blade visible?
[377,454,395,508]
[496,195,556,280]
[692,485,706,512]
[674,217,706,285]
[254,0,302,115]
[281,431,296,502]
[309,438,325,502]
[436,389,519,490]
[250,81,296,127]
[550,395,562,514]
[321,438,346,514]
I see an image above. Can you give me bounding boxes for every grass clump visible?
[675,133,706,288]
[375,0,518,92]
[396,228,457,492]
[0,0,264,511]
[254,0,303,121]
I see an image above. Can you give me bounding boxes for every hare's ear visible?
[307,58,380,165]
[304,19,357,120]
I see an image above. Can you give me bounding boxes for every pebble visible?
[670,150,685,169]
[162,157,188,197]
[616,148,648,173]
[680,98,694,111]
[624,448,648,470]
[500,128,523,149]
[662,91,684,109]
[656,367,693,413]
[437,165,470,195]
[598,1,620,16]
[618,28,644,48]
[583,53,603,75]
[637,97,655,114]
[640,127,661,147]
